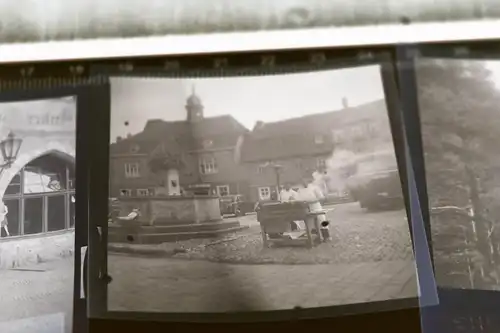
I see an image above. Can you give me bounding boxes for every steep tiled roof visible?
[109,115,248,156]
[238,100,387,163]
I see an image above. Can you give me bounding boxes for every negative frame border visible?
[86,49,427,323]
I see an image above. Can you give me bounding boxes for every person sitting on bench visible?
[118,208,141,221]
[279,183,297,202]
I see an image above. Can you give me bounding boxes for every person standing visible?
[279,183,298,202]
[0,200,9,237]
[297,179,329,236]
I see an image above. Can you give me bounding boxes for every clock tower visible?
[186,85,204,122]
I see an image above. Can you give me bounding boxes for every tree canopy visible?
[416,58,500,288]
[148,152,185,174]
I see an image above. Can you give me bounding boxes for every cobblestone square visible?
[108,202,417,313]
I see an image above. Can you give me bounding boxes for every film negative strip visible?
[0,41,498,85]
[78,46,438,323]
[0,79,109,333]
[0,47,386,88]
[397,43,500,332]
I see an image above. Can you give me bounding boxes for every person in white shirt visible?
[118,208,141,221]
[296,179,325,203]
[297,179,328,234]
[0,200,9,237]
[279,183,298,202]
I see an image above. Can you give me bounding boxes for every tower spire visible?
[186,83,204,122]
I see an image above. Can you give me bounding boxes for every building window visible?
[199,157,218,174]
[202,139,213,149]
[258,187,271,201]
[331,130,343,144]
[119,189,132,197]
[216,185,230,197]
[129,144,140,154]
[2,153,75,238]
[47,195,66,232]
[352,125,365,139]
[24,197,43,235]
[314,134,324,144]
[317,157,327,170]
[365,123,376,136]
[5,173,21,195]
[124,162,140,178]
[137,189,150,197]
[24,165,66,194]
[257,165,266,174]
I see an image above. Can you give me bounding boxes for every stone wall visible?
[118,196,222,225]
[0,230,74,270]
[193,197,222,223]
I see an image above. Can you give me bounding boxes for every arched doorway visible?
[1,153,75,237]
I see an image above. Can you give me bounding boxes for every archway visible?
[1,152,75,237]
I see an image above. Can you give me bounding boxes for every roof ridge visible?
[255,99,384,127]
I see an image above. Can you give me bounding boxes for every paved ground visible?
[108,255,417,313]
[0,257,74,333]
[112,202,414,264]
[108,202,417,313]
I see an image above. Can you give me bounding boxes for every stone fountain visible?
[109,166,246,244]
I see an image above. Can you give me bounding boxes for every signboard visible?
[0,97,76,134]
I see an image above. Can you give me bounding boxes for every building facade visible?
[237,99,393,202]
[0,97,76,269]
[109,91,250,199]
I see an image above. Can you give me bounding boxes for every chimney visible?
[116,136,123,142]
[342,97,349,109]
[253,120,265,131]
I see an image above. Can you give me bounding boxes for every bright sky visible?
[110,60,500,141]
[110,65,384,140]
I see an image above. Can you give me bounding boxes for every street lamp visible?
[267,162,283,197]
[271,163,283,190]
[0,131,22,176]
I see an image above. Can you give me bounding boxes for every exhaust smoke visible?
[297,146,398,201]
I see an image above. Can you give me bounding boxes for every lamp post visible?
[270,162,283,195]
[0,131,23,177]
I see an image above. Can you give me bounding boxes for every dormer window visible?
[317,157,327,170]
[130,144,140,153]
[202,139,213,149]
[314,134,324,145]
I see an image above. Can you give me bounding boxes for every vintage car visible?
[322,191,353,205]
[219,194,254,216]
[346,151,404,211]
